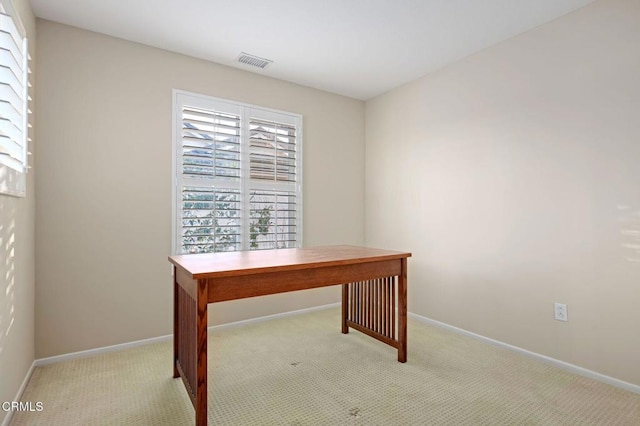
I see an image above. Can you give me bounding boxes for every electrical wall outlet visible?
[554,303,568,322]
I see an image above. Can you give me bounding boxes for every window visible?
[173,91,303,254]
[0,0,29,197]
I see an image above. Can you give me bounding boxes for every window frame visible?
[171,89,303,255]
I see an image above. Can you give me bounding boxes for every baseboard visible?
[409,312,640,395]
[34,302,340,367]
[1,360,36,426]
[35,334,172,367]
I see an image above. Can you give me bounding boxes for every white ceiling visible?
[30,0,596,100]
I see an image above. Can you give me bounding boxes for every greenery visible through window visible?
[173,91,302,254]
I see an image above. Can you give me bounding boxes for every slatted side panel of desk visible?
[345,277,399,349]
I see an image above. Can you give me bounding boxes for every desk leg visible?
[195,279,208,426]
[397,258,407,363]
[341,284,349,334]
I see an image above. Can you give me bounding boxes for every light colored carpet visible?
[11,308,640,425]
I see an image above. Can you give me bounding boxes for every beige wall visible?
[35,20,365,358]
[28,0,640,390]
[0,0,36,422]
[366,0,640,386]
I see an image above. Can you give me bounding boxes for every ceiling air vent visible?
[236,52,273,69]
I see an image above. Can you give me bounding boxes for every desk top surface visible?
[169,245,411,279]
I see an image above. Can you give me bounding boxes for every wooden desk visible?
[168,245,411,425]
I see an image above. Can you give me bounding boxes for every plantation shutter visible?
[178,100,243,253]
[174,92,302,255]
[248,113,299,250]
[0,4,29,196]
